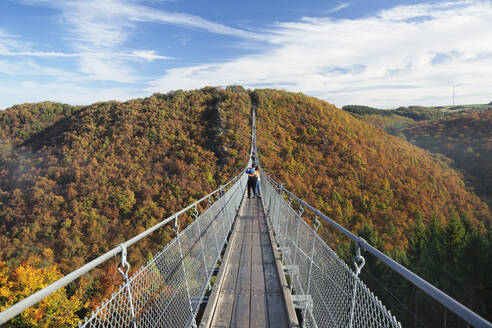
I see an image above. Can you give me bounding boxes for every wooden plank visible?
[251,240,262,265]
[260,228,272,244]
[251,263,265,293]
[261,243,275,264]
[231,293,250,328]
[263,262,281,294]
[260,235,271,250]
[236,260,251,292]
[245,215,253,233]
[259,221,268,233]
[252,215,260,233]
[211,293,235,327]
[220,263,240,294]
[237,219,247,232]
[207,192,297,328]
[240,231,252,264]
[252,232,261,246]
[250,293,268,328]
[237,221,246,233]
[228,232,244,265]
[267,294,289,328]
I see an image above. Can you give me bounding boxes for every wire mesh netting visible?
[80,174,246,328]
[261,173,402,328]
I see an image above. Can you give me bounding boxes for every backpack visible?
[247,168,257,181]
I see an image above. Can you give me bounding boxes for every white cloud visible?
[146,0,492,107]
[0,50,78,57]
[131,6,264,40]
[0,49,172,61]
[46,0,261,82]
[324,2,350,15]
[126,50,175,61]
[3,0,492,108]
[0,59,77,77]
[2,0,257,107]
[55,0,261,51]
[0,28,31,54]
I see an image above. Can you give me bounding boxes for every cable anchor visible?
[117,243,136,328]
[298,206,304,217]
[193,205,199,220]
[313,214,320,231]
[173,214,180,235]
[353,238,366,276]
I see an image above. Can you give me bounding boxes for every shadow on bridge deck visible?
[200,194,299,328]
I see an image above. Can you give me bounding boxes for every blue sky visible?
[0,0,491,109]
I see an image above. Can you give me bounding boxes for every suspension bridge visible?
[0,109,490,328]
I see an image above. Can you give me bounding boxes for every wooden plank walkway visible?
[200,195,298,328]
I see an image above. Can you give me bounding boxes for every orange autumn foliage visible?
[0,249,87,327]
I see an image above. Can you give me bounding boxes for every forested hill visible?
[343,104,492,209]
[254,89,490,246]
[253,89,491,324]
[0,87,490,325]
[400,110,492,208]
[0,87,251,273]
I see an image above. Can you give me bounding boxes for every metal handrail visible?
[0,171,243,325]
[265,173,492,328]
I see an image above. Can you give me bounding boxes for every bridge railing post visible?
[209,203,221,265]
[292,218,301,281]
[117,244,137,328]
[195,205,211,291]
[348,239,366,328]
[174,214,198,328]
[302,215,319,327]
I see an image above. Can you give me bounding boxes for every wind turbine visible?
[452,83,464,106]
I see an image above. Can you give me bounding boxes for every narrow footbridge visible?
[1,113,491,328]
[200,196,294,328]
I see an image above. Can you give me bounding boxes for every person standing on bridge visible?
[246,164,258,198]
[255,168,261,198]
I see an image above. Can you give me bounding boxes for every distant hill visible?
[343,104,445,121]
[343,103,492,209]
[342,104,448,133]
[342,105,393,116]
[401,110,492,208]
[255,90,489,247]
[393,105,445,120]
[254,89,491,324]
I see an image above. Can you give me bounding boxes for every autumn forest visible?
[0,87,490,326]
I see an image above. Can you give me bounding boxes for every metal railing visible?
[261,171,492,328]
[260,171,401,328]
[0,172,247,327]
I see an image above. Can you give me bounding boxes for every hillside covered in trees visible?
[254,89,491,325]
[342,104,455,136]
[400,110,492,209]
[344,104,492,210]
[0,87,251,325]
[256,91,489,241]
[0,87,490,326]
[0,88,251,269]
